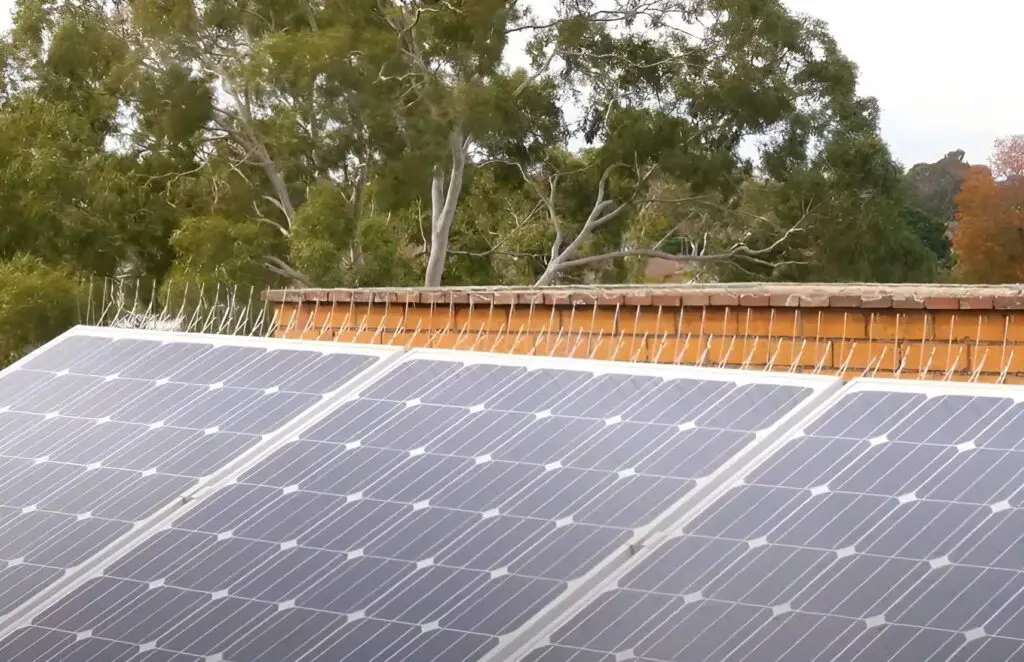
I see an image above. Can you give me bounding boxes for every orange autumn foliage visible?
[992,135,1024,180]
[953,165,1024,282]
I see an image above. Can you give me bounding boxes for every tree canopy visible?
[0,0,955,314]
[953,136,1024,282]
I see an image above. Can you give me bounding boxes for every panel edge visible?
[66,325,397,358]
[403,347,839,389]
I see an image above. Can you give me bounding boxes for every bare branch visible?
[550,221,805,272]
[263,256,312,287]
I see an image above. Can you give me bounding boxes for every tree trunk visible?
[423,127,468,287]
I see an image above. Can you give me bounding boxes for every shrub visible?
[0,254,85,365]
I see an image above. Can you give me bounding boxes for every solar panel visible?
[0,349,839,661]
[520,377,1024,662]
[0,326,396,630]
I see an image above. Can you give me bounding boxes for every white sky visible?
[0,0,1020,168]
[783,0,1023,168]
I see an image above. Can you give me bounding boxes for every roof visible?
[263,283,1024,310]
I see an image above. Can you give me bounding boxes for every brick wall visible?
[264,284,1024,383]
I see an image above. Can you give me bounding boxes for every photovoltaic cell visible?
[526,381,1024,662]
[0,329,385,623]
[0,355,827,662]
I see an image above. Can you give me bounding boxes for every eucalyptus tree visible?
[482,0,903,285]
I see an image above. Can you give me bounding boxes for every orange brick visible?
[973,342,1024,374]
[452,304,509,334]
[273,303,305,329]
[529,330,591,359]
[618,306,679,335]
[705,336,758,367]
[296,302,341,331]
[402,305,455,332]
[508,306,562,333]
[737,309,802,337]
[334,329,381,344]
[488,332,537,355]
[447,331,499,352]
[427,332,465,350]
[806,310,868,340]
[932,312,1010,342]
[765,338,832,369]
[317,304,356,330]
[649,336,707,365]
[706,337,830,369]
[832,340,900,372]
[559,306,620,335]
[358,303,406,330]
[275,302,300,318]
[587,335,649,362]
[901,341,971,374]
[677,307,738,337]
[866,311,932,341]
[425,330,530,355]
[452,332,495,353]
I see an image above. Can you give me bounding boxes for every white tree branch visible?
[548,221,805,272]
[534,162,656,285]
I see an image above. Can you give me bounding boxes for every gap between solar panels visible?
[0,338,844,662]
[0,325,403,643]
[513,376,1024,662]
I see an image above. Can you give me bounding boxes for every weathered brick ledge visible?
[265,283,1024,382]
[263,283,1024,310]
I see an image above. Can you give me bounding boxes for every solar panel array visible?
[8,326,1024,662]
[524,382,1024,662]
[0,338,838,662]
[0,329,393,633]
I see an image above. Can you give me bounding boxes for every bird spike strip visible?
[263,292,1024,385]
[78,278,1024,385]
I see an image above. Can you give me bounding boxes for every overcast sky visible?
[784,0,1022,168]
[1,0,1019,168]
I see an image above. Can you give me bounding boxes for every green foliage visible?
[0,0,971,345]
[709,130,950,283]
[288,181,421,287]
[902,205,953,271]
[352,214,421,287]
[288,181,358,285]
[166,215,283,290]
[0,255,84,365]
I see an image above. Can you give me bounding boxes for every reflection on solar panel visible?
[0,327,392,628]
[0,350,837,662]
[524,379,1024,662]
